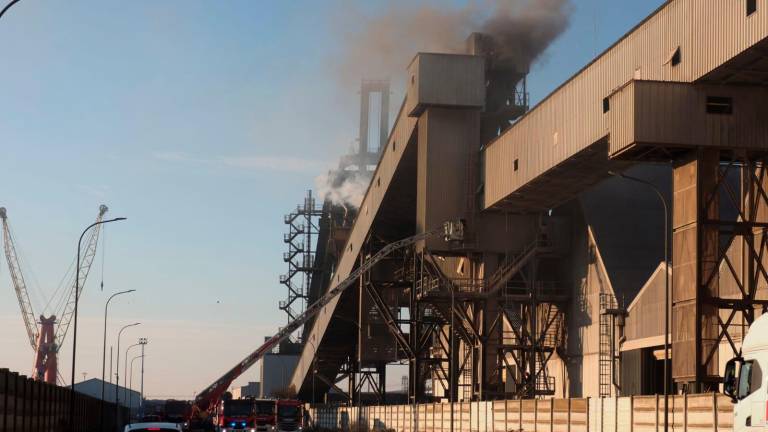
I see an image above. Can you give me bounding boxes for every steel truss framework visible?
[493,236,567,399]
[334,226,567,404]
[682,154,768,390]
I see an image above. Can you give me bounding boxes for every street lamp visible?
[308,338,318,404]
[129,354,144,414]
[124,342,142,403]
[138,338,148,414]
[101,290,136,429]
[115,323,140,429]
[0,0,22,20]
[609,171,670,432]
[69,213,126,427]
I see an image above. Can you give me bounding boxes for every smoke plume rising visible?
[335,0,572,86]
[320,0,572,209]
[315,170,370,208]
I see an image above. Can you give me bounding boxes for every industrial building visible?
[72,378,141,409]
[231,381,261,399]
[278,0,768,406]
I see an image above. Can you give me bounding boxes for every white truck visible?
[724,312,768,432]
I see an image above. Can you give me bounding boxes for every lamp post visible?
[308,338,318,404]
[129,354,144,414]
[448,273,455,432]
[69,214,126,428]
[115,323,140,430]
[0,0,22,20]
[124,343,142,403]
[101,290,135,430]
[139,338,147,414]
[609,171,669,432]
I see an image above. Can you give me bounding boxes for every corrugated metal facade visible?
[623,265,668,344]
[406,54,485,116]
[484,0,768,209]
[608,81,768,157]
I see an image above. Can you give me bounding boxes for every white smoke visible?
[315,170,371,208]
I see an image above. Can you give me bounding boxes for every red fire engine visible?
[253,399,276,431]
[217,397,255,432]
[275,400,303,432]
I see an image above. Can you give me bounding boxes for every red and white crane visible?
[0,205,109,384]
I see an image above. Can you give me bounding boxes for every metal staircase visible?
[485,239,542,295]
[280,191,323,329]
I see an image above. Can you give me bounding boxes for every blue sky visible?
[0,0,665,399]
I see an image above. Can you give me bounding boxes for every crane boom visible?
[0,207,39,349]
[193,220,464,412]
[54,204,109,348]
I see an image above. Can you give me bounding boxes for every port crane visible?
[0,205,109,384]
[192,220,464,418]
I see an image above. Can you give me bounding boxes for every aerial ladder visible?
[190,220,464,425]
[0,205,109,384]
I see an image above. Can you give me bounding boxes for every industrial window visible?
[706,96,733,115]
[513,159,519,171]
[603,97,610,113]
[748,0,757,16]
[670,47,681,66]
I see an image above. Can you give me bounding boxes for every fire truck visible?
[165,399,192,425]
[253,399,276,431]
[217,397,255,432]
[275,400,303,432]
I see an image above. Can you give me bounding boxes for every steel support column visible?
[672,149,768,390]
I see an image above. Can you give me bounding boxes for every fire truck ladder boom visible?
[194,220,463,411]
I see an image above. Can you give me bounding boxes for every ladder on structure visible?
[598,292,616,397]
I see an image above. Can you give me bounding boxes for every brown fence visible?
[1,368,127,432]
[307,394,733,432]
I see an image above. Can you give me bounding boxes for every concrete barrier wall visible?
[306,394,733,432]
